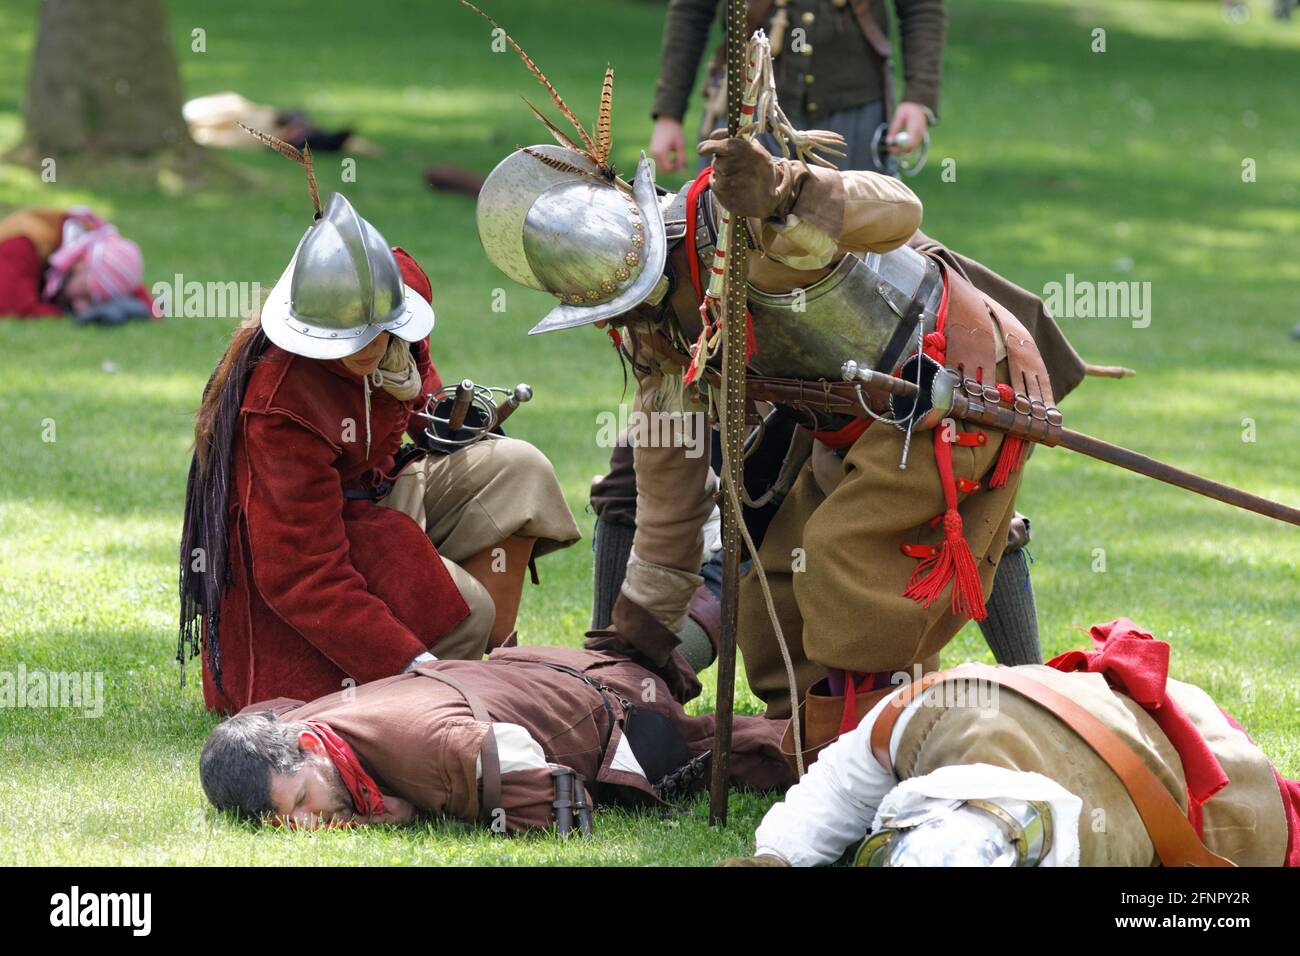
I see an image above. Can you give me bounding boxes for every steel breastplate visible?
[692,191,942,381]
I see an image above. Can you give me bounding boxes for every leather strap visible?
[413,667,502,830]
[848,0,896,123]
[938,262,999,384]
[983,300,1062,444]
[876,257,942,373]
[869,665,1235,867]
[869,670,945,774]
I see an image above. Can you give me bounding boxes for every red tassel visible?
[988,383,1026,488]
[902,429,988,621]
[903,510,988,621]
[899,270,986,621]
[988,434,1026,488]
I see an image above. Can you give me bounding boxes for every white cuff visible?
[404,651,438,672]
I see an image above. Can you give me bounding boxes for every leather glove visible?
[718,853,791,867]
[697,130,785,220]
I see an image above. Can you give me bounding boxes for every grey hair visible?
[199,710,310,819]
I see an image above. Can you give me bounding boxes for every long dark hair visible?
[178,322,272,690]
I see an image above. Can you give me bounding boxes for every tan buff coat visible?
[620,164,1082,716]
[895,665,1288,866]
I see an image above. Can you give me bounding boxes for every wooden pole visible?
[708,0,750,827]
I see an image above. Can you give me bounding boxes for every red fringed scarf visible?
[1047,619,1229,835]
[305,719,386,818]
[901,273,988,621]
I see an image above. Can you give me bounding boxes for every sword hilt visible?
[492,383,533,428]
[447,379,476,432]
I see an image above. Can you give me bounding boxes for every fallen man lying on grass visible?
[725,619,1300,867]
[199,642,794,832]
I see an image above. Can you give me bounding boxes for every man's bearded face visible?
[267,751,355,830]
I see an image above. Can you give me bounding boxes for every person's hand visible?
[365,794,418,826]
[886,101,930,154]
[697,131,781,219]
[650,116,687,174]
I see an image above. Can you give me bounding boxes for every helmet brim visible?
[260,256,435,360]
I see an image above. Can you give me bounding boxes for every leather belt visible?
[869,665,1235,868]
[849,0,898,124]
[940,262,1000,386]
[413,666,502,832]
[341,444,430,502]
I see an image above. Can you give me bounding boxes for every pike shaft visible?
[749,371,1300,527]
[708,0,750,829]
[1052,427,1300,527]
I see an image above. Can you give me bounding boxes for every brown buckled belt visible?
[869,664,1235,867]
[940,262,1000,387]
[984,300,1062,444]
[414,667,502,832]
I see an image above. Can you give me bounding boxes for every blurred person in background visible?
[0,205,152,321]
[648,0,945,175]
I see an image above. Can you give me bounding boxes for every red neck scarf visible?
[1048,619,1230,827]
[305,719,386,817]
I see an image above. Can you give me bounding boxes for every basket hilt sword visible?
[832,361,1300,526]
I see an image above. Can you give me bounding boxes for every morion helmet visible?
[461,3,668,335]
[477,146,666,335]
[260,192,434,360]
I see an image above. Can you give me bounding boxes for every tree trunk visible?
[24,0,192,156]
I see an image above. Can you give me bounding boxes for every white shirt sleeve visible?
[474,723,549,779]
[753,689,905,867]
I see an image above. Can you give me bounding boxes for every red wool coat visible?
[202,249,469,713]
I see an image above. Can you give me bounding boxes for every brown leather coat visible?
[245,644,795,832]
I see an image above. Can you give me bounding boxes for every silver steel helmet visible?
[854,796,1054,867]
[476,145,667,335]
[260,192,435,360]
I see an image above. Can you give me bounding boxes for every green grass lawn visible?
[0,0,1296,865]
